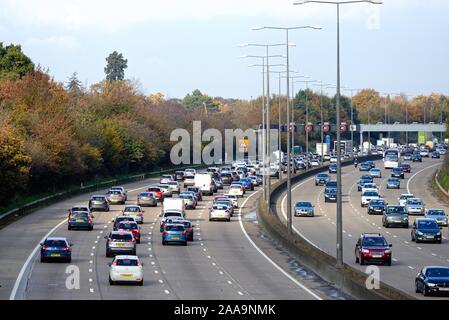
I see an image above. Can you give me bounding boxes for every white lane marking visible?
[404,241,409,244]
[89,260,93,264]
[89,269,93,273]
[89,278,93,283]
[408,266,415,270]
[90,288,94,293]
[219,271,224,275]
[432,253,437,257]
[238,291,244,295]
[417,247,422,250]
[207,256,211,259]
[238,188,322,300]
[154,270,159,274]
[158,279,164,284]
[164,289,170,295]
[392,258,398,262]
[10,216,68,300]
[92,246,96,250]
[407,162,441,194]
[227,280,232,285]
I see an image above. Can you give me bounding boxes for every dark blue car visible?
[411,218,442,243]
[239,178,254,191]
[415,266,449,296]
[324,188,337,202]
[162,223,187,246]
[329,163,337,173]
[40,237,72,262]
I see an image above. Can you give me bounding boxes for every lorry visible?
[316,143,329,157]
[334,140,353,154]
[161,198,185,216]
[194,173,214,196]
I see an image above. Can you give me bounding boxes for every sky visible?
[0,0,448,99]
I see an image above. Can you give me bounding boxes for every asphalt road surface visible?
[278,157,448,299]
[0,175,322,300]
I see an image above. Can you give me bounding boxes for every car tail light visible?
[113,260,118,266]
[361,249,370,254]
[182,231,186,236]
[87,216,92,222]
[42,246,50,250]
[62,246,70,251]
[162,231,168,235]
[137,260,141,266]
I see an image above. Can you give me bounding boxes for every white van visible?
[162,198,185,216]
[194,173,214,196]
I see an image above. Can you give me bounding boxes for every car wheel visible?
[66,257,72,263]
[227,218,231,222]
[423,285,430,296]
[360,257,365,265]
[106,251,111,258]
[68,226,72,230]
[40,256,45,263]
[162,241,166,245]
[138,280,143,286]
[109,277,115,286]
[132,250,136,255]
[415,282,420,293]
[438,239,442,244]
[184,241,188,246]
[137,239,141,244]
[355,255,359,263]
[386,258,391,266]
[89,226,93,231]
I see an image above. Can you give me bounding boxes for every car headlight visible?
[437,232,441,236]
[384,249,391,254]
[427,283,437,287]
[417,231,424,236]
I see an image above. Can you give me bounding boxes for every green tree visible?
[104,51,128,81]
[66,72,83,94]
[0,43,34,80]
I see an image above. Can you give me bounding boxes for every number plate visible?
[115,243,125,247]
[172,237,179,240]
[121,274,132,277]
[51,254,61,257]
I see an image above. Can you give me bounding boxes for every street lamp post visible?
[313,82,334,163]
[241,43,287,204]
[294,0,382,268]
[253,26,321,233]
[344,88,359,153]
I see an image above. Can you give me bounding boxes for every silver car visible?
[294,201,315,217]
[110,186,128,201]
[209,204,231,222]
[137,192,158,207]
[157,184,173,198]
[105,231,136,257]
[405,198,425,215]
[167,181,180,194]
[425,209,448,227]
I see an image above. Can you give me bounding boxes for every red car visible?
[355,233,392,266]
[117,221,141,244]
[400,163,411,173]
[148,186,164,202]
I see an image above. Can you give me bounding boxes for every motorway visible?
[0,175,327,300]
[278,157,447,299]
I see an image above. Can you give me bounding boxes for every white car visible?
[167,181,180,193]
[398,194,414,206]
[122,205,144,224]
[209,204,231,222]
[225,194,239,208]
[160,175,174,184]
[184,168,197,176]
[361,183,379,194]
[228,185,244,198]
[310,159,320,167]
[109,255,143,286]
[405,198,425,215]
[361,191,380,207]
[330,156,338,163]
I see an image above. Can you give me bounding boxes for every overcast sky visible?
[0,0,448,99]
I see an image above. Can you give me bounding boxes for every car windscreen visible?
[116,217,134,223]
[363,192,378,197]
[43,240,67,247]
[417,220,438,229]
[426,268,449,278]
[148,188,161,192]
[296,202,312,208]
[213,205,228,210]
[115,259,139,266]
[427,210,445,216]
[108,191,122,195]
[362,237,388,247]
[71,212,88,219]
[124,207,140,212]
[408,199,422,205]
[91,197,105,201]
[370,200,384,205]
[182,221,192,228]
[139,193,154,197]
[317,174,328,178]
[118,223,138,229]
[165,212,182,217]
[72,207,89,211]
[165,225,185,232]
[386,206,406,214]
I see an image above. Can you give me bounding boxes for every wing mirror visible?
[107,262,112,267]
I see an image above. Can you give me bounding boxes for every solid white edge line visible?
[9,217,67,300]
[238,189,322,300]
[406,162,441,194]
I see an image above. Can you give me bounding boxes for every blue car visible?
[415,266,449,296]
[162,223,187,246]
[40,237,72,262]
[386,177,400,189]
[359,162,371,171]
[329,163,337,173]
[239,178,254,191]
[391,167,404,179]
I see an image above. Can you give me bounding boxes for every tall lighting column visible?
[294,0,382,268]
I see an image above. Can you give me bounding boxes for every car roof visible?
[110,231,133,235]
[46,237,67,241]
[124,205,141,209]
[91,195,106,198]
[361,233,384,238]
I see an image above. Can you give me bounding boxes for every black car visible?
[391,167,404,179]
[325,181,337,189]
[113,216,136,231]
[361,175,374,183]
[220,173,233,185]
[412,152,422,162]
[415,266,449,296]
[324,188,337,202]
[411,218,442,243]
[328,163,337,173]
[175,171,185,181]
[367,199,387,215]
[431,151,441,159]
